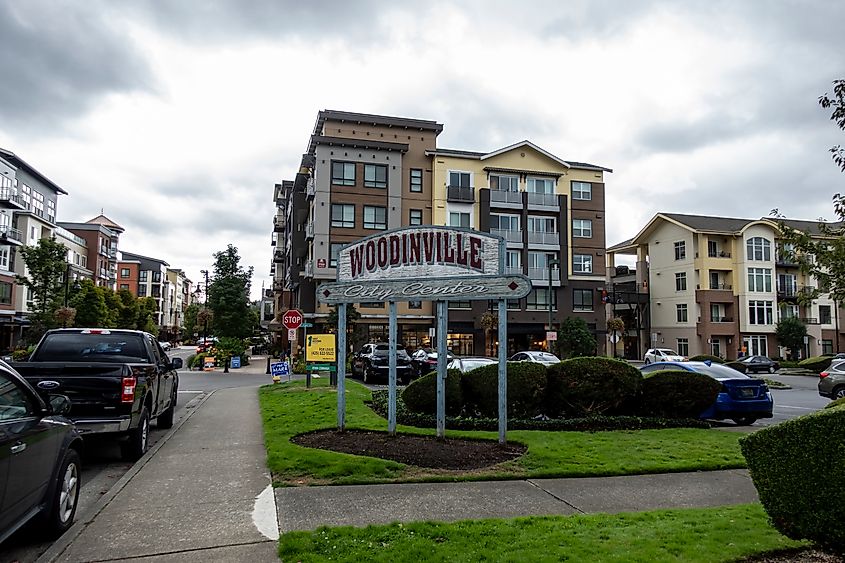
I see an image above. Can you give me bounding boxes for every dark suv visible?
[352,343,413,384]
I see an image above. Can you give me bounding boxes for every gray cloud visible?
[0,1,155,129]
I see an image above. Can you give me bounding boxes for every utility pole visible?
[200,269,209,344]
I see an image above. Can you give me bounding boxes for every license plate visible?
[740,388,755,398]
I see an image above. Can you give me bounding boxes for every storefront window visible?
[448,333,474,356]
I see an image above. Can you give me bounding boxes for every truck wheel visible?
[121,407,150,461]
[41,448,81,538]
[157,387,177,429]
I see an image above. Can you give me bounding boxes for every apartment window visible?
[448,171,471,188]
[138,285,147,297]
[709,271,720,289]
[747,268,772,292]
[572,181,592,200]
[409,209,423,226]
[20,183,31,209]
[0,281,11,305]
[139,271,148,282]
[710,304,723,322]
[32,191,44,217]
[408,300,422,310]
[490,214,519,231]
[677,338,689,357]
[526,177,554,194]
[449,212,470,228]
[527,288,556,310]
[573,289,593,311]
[364,164,388,188]
[153,271,162,282]
[121,268,130,278]
[749,300,774,325]
[119,284,129,291]
[529,216,556,233]
[674,241,686,260]
[572,218,592,238]
[675,272,687,291]
[744,335,768,357]
[573,254,592,274]
[708,240,718,257]
[822,339,834,355]
[780,304,799,320]
[0,247,8,270]
[820,305,832,324]
[329,243,344,268]
[449,300,472,309]
[506,250,521,271]
[331,204,355,228]
[528,251,557,270]
[676,304,688,323]
[490,174,519,192]
[151,286,161,298]
[363,206,387,230]
[47,200,56,223]
[410,169,423,192]
[746,237,772,261]
[331,162,356,186]
[360,302,384,309]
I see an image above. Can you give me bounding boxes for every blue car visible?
[640,361,774,425]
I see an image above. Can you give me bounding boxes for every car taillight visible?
[820,372,829,379]
[121,376,137,403]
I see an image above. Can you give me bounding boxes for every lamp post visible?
[200,269,209,345]
[547,258,560,352]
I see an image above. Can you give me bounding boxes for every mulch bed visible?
[291,430,526,470]
[737,548,843,562]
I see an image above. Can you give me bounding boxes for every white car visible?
[160,341,172,351]
[509,351,562,366]
[643,348,687,364]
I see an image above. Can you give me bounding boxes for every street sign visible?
[546,331,557,342]
[308,363,337,373]
[301,322,313,328]
[271,362,290,377]
[307,334,336,362]
[282,309,304,330]
[288,328,297,340]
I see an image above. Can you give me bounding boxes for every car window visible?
[690,363,750,380]
[657,349,678,356]
[33,332,148,363]
[0,371,36,421]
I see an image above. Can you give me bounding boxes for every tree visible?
[555,317,597,359]
[776,317,807,361]
[16,237,68,341]
[115,289,140,329]
[208,245,253,339]
[137,297,158,333]
[69,279,109,327]
[182,303,199,340]
[102,287,121,328]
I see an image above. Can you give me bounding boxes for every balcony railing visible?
[702,283,732,290]
[447,185,475,203]
[527,231,559,246]
[304,260,314,278]
[272,279,285,291]
[707,250,731,258]
[109,247,117,259]
[273,250,285,263]
[505,266,523,276]
[711,316,734,323]
[800,317,819,325]
[526,192,558,208]
[489,228,522,244]
[776,254,799,267]
[490,189,522,205]
[528,267,560,283]
[0,188,25,208]
[0,226,23,243]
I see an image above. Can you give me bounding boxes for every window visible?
[490,214,519,231]
[528,251,557,270]
[364,164,388,188]
[675,272,687,291]
[448,171,471,188]
[331,204,355,228]
[710,303,724,322]
[20,183,31,209]
[32,190,44,217]
[676,304,688,323]
[820,305,832,324]
[408,300,422,309]
[0,281,11,305]
[410,169,423,192]
[749,300,774,325]
[674,241,686,260]
[527,288,556,310]
[364,206,387,230]
[708,240,718,257]
[746,237,772,261]
[138,285,147,297]
[409,209,423,226]
[152,272,161,282]
[360,302,384,309]
[573,254,592,274]
[331,162,355,186]
[677,338,689,357]
[822,339,834,355]
[449,300,472,309]
[120,283,129,290]
[780,304,799,320]
[139,271,148,282]
[47,199,56,223]
[0,247,8,270]
[151,286,161,298]
[572,218,591,238]
[449,212,470,228]
[330,243,344,267]
[505,250,521,271]
[0,372,34,421]
[490,174,519,192]
[572,181,592,200]
[526,177,554,194]
[573,289,593,311]
[121,268,130,278]
[529,216,556,233]
[747,268,772,292]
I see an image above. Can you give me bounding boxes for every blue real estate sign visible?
[230,356,241,369]
[271,361,290,377]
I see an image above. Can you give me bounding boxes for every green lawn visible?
[260,380,746,486]
[278,503,805,562]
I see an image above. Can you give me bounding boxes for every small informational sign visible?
[306,334,336,362]
[317,258,326,268]
[429,327,436,338]
[609,331,620,344]
[308,363,337,373]
[203,356,215,371]
[288,328,297,340]
[271,361,290,377]
[546,331,557,342]
[301,322,313,328]
[230,356,241,369]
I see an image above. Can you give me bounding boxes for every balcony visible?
[273,214,286,232]
[109,247,117,259]
[273,249,285,263]
[527,231,559,247]
[0,188,25,209]
[304,260,314,278]
[505,266,523,276]
[0,226,23,245]
[776,285,811,300]
[776,253,799,268]
[274,183,285,204]
[305,221,314,240]
[306,178,316,199]
[272,279,285,292]
[707,250,731,258]
[489,228,522,246]
[528,267,561,285]
[699,283,732,290]
[447,185,475,203]
[800,317,820,325]
[489,189,522,207]
[711,317,734,323]
[526,192,559,209]
[99,246,110,257]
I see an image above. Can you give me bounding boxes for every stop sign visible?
[282,309,303,330]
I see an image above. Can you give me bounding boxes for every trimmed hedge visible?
[740,406,845,553]
[798,355,833,373]
[638,370,721,418]
[401,369,463,416]
[546,357,642,417]
[724,361,748,374]
[825,397,845,409]
[688,354,725,363]
[461,362,547,418]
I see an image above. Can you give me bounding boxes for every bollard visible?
[266,356,271,375]
[224,357,230,373]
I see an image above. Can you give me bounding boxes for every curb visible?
[36,390,217,563]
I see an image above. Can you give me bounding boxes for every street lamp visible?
[200,269,209,345]
[547,258,560,352]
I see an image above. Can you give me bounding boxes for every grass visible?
[278,503,806,562]
[260,379,746,486]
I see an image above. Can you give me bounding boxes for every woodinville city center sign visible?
[318,226,532,303]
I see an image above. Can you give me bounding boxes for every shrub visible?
[740,407,845,553]
[724,361,748,373]
[825,397,845,409]
[190,352,208,369]
[778,360,801,368]
[461,362,547,418]
[186,354,197,369]
[798,355,833,373]
[546,357,642,417]
[11,345,34,361]
[688,354,725,363]
[401,369,463,416]
[637,370,721,418]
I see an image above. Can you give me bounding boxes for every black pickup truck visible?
[11,328,181,461]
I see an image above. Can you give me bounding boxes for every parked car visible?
[819,360,845,400]
[643,348,687,364]
[352,343,413,384]
[0,359,83,545]
[448,356,498,373]
[640,361,774,425]
[509,351,561,365]
[737,355,780,374]
[411,348,454,378]
[11,328,181,461]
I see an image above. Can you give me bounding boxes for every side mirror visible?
[49,394,72,416]
[171,358,183,369]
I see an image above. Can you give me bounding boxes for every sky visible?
[0,0,843,299]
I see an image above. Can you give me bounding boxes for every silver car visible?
[819,360,845,400]
[509,351,561,366]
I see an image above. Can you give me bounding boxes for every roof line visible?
[0,148,69,195]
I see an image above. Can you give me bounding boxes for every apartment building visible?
[163,268,191,340]
[58,215,123,291]
[118,251,170,328]
[607,213,843,361]
[272,111,612,356]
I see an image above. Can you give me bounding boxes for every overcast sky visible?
[1,0,843,299]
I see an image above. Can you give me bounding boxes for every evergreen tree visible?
[116,289,140,329]
[102,287,121,328]
[137,297,158,334]
[16,237,68,341]
[555,317,597,359]
[182,303,199,339]
[69,279,109,328]
[208,245,253,339]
